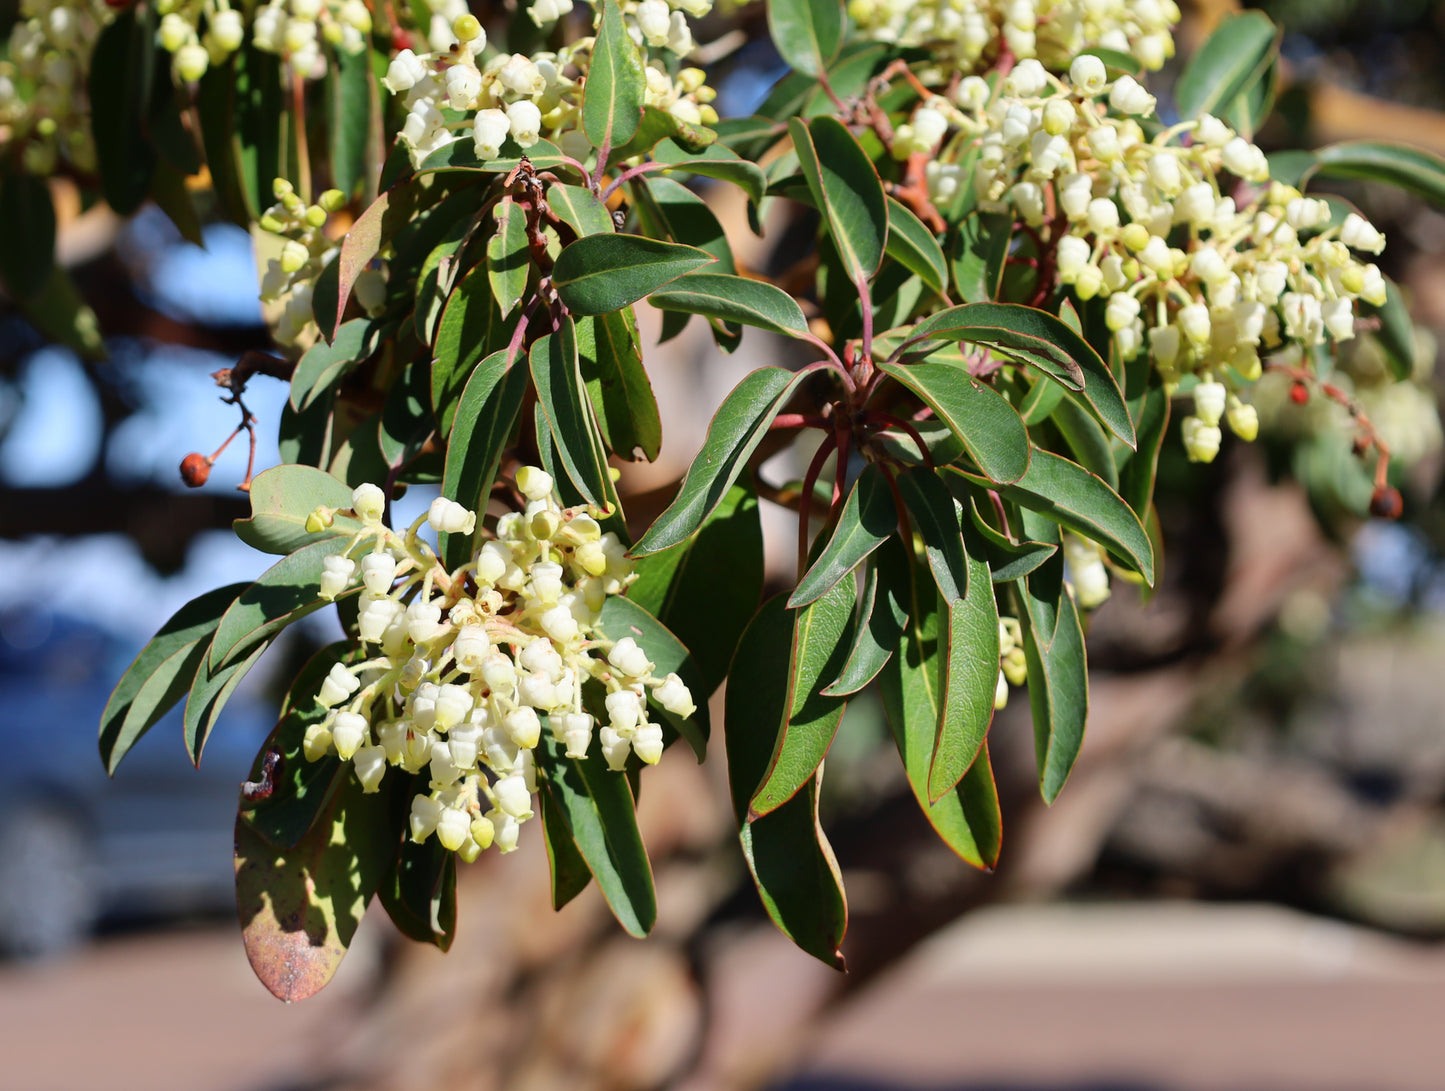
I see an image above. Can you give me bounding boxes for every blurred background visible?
[3,0,1445,1089]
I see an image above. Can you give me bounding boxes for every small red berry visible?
[1289,381,1309,405]
[180,452,213,487]
[392,28,413,51]
[1369,485,1403,520]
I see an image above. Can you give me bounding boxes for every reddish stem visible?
[797,433,839,577]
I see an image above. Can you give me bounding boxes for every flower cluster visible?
[906,53,1390,465]
[382,7,718,168]
[848,0,1179,75]
[0,0,113,175]
[994,616,1028,708]
[156,0,244,82]
[301,469,696,861]
[257,180,347,349]
[251,0,373,78]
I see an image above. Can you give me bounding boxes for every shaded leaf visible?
[0,169,56,299]
[579,307,662,462]
[379,835,457,950]
[790,464,896,607]
[649,273,810,338]
[885,196,948,294]
[553,234,715,315]
[653,139,769,206]
[790,116,887,283]
[541,789,593,910]
[878,360,1030,484]
[767,0,844,77]
[289,318,382,412]
[822,548,909,696]
[530,318,612,507]
[88,7,158,215]
[583,0,646,152]
[1174,11,1279,122]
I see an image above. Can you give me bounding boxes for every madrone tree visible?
[1,0,1438,998]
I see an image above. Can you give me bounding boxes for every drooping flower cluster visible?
[250,0,373,78]
[156,0,244,82]
[848,0,1179,75]
[994,616,1028,708]
[382,8,718,169]
[301,469,696,861]
[257,180,347,349]
[0,0,113,175]
[904,53,1391,465]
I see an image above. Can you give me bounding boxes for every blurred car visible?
[0,610,274,957]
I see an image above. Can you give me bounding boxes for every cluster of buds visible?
[382,8,717,168]
[906,52,1390,465]
[848,0,1179,75]
[994,617,1028,709]
[1062,532,1111,610]
[0,0,112,175]
[257,179,346,348]
[156,0,244,83]
[252,0,373,78]
[301,469,697,862]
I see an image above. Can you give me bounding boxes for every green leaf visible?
[877,540,1000,867]
[968,500,1058,583]
[767,0,844,77]
[628,481,764,695]
[1118,366,1170,521]
[433,263,513,434]
[649,273,810,338]
[289,318,381,413]
[540,789,593,910]
[726,596,848,968]
[713,114,783,161]
[1051,395,1118,490]
[633,367,804,554]
[331,186,392,339]
[652,141,769,207]
[232,44,286,219]
[18,267,104,361]
[234,464,361,555]
[530,317,612,508]
[1370,276,1416,381]
[328,44,374,196]
[1303,142,1445,208]
[416,138,572,176]
[790,116,887,283]
[821,548,909,696]
[548,183,616,238]
[1174,11,1280,122]
[895,468,970,602]
[99,584,248,774]
[906,302,1134,446]
[877,360,1030,484]
[578,308,662,462]
[1015,542,1089,803]
[635,176,736,273]
[210,538,357,670]
[750,573,857,816]
[583,0,646,152]
[926,524,998,803]
[487,196,530,318]
[595,596,708,758]
[537,736,656,937]
[236,772,396,1001]
[379,835,457,951]
[186,639,269,765]
[949,447,1154,584]
[88,7,158,215]
[0,170,56,299]
[439,349,528,568]
[607,107,718,165]
[884,197,948,294]
[790,464,895,607]
[553,234,715,315]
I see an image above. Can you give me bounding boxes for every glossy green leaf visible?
[378,357,435,470]
[790,464,895,607]
[236,771,396,1001]
[530,318,612,507]
[536,736,656,937]
[186,640,269,765]
[884,197,948,294]
[549,183,616,238]
[968,501,1058,583]
[487,196,530,319]
[289,318,382,412]
[416,138,572,176]
[98,584,248,774]
[877,360,1030,484]
[234,464,361,555]
[750,572,856,816]
[1118,369,1170,521]
[0,170,56,299]
[906,302,1134,446]
[726,596,848,968]
[210,538,357,670]
[635,176,736,273]
[579,307,662,462]
[88,7,158,215]
[379,836,457,951]
[653,141,769,206]
[950,447,1154,584]
[627,482,764,694]
[595,595,709,758]
[553,234,715,315]
[649,273,810,338]
[1051,396,1118,490]
[583,0,646,152]
[633,367,804,555]
[1174,11,1279,122]
[896,467,971,603]
[608,107,718,165]
[1306,141,1445,207]
[440,348,529,569]
[767,0,844,77]
[790,116,887,283]
[713,115,783,161]
[432,263,512,434]
[540,789,593,910]
[328,44,374,196]
[821,548,909,696]
[877,540,1001,868]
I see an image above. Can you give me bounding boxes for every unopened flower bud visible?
[1182,415,1222,463]
[332,711,368,759]
[493,773,534,819]
[436,807,470,851]
[599,726,631,771]
[633,723,664,765]
[1226,397,1258,442]
[352,483,386,523]
[318,662,361,707]
[470,814,495,850]
[652,673,696,719]
[504,706,541,748]
[320,554,356,600]
[410,795,443,841]
[608,638,653,678]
